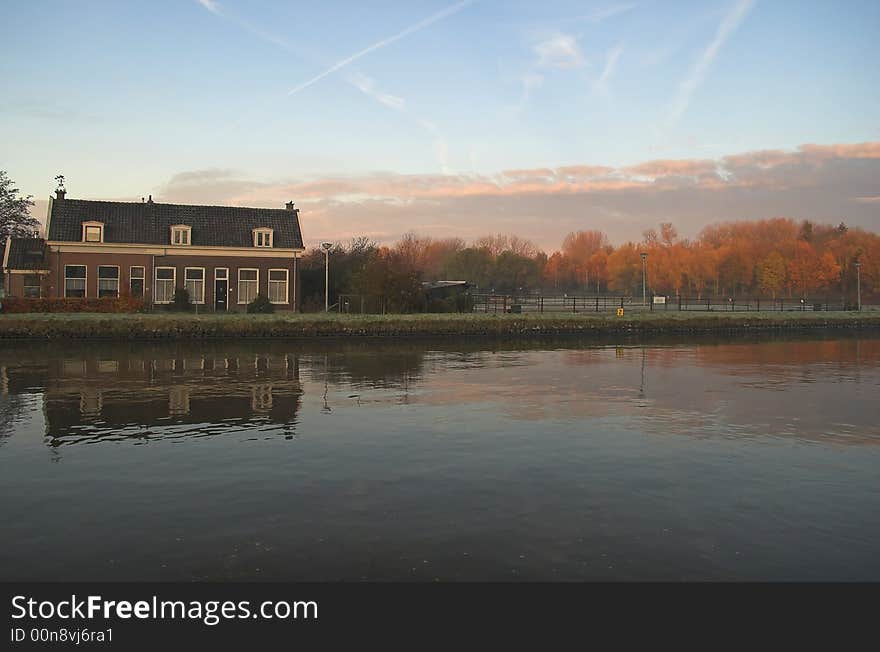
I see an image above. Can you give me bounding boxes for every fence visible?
[470,293,858,314]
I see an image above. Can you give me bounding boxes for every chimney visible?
[285,201,296,211]
[55,188,66,200]
[147,194,153,203]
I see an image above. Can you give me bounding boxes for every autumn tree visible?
[757,251,787,299]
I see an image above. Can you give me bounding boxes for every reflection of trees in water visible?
[1,333,877,448]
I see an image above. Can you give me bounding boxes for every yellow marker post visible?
[617,307,625,317]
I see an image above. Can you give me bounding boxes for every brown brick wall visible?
[51,251,153,301]
[153,254,297,311]
[4,272,50,298]
[46,250,298,311]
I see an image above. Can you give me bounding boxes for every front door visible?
[214,268,229,311]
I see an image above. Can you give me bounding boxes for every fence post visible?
[678,295,682,311]
[596,296,599,312]
[756,298,760,312]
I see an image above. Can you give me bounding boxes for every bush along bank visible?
[0,312,879,340]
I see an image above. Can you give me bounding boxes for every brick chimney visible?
[285,201,296,211]
[55,188,66,200]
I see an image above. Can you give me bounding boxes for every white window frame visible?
[268,268,289,304]
[130,266,145,298]
[154,266,176,304]
[64,264,87,298]
[97,265,120,299]
[237,268,259,304]
[184,267,206,304]
[170,225,192,246]
[82,221,104,243]
[253,228,273,248]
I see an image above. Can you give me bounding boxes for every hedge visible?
[0,296,146,313]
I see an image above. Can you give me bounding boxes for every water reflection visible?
[1,334,879,581]
[0,334,877,449]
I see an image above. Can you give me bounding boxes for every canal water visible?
[1,335,878,581]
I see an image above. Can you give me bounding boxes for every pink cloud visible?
[152,141,880,249]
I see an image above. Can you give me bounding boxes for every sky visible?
[2,0,879,249]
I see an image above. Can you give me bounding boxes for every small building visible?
[1,236,50,298]
[423,280,470,299]
[3,188,306,311]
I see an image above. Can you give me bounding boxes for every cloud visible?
[666,0,756,127]
[348,73,406,111]
[518,33,586,108]
[533,33,586,70]
[287,0,474,96]
[575,3,637,24]
[195,0,221,15]
[153,142,880,249]
[593,42,624,97]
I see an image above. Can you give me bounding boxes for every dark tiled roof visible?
[47,198,304,249]
[5,238,49,270]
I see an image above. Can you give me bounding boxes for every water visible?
[1,335,878,581]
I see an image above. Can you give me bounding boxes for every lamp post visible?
[854,260,861,312]
[321,242,333,312]
[640,252,648,306]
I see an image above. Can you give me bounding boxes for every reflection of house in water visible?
[43,352,303,443]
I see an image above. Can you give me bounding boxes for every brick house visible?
[1,236,50,299]
[3,188,306,311]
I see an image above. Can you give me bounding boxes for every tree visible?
[757,251,787,299]
[0,171,40,239]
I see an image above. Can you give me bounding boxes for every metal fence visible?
[471,293,860,314]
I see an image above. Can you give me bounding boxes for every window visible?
[215,268,228,280]
[64,265,87,298]
[155,267,176,304]
[268,269,288,304]
[238,268,258,304]
[253,228,273,248]
[82,222,104,243]
[130,266,145,298]
[97,266,120,298]
[24,274,42,298]
[184,267,205,304]
[171,225,191,246]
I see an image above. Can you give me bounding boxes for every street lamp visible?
[321,242,333,312]
[854,260,861,312]
[640,252,648,306]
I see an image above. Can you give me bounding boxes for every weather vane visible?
[54,174,65,191]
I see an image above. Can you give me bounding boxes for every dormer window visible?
[82,221,104,243]
[171,225,191,246]
[253,228,273,248]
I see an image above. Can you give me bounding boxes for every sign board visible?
[653,296,666,304]
[617,307,625,317]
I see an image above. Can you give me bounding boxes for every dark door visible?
[215,279,228,311]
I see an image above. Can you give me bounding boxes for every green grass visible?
[1,309,878,340]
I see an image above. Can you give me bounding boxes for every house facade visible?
[3,188,306,311]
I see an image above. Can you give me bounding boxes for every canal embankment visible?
[1,311,879,340]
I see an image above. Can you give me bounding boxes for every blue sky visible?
[3,1,879,247]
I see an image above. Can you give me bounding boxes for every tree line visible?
[300,218,879,310]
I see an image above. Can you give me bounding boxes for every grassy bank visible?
[1,311,878,340]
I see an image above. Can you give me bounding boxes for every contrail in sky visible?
[287,0,474,96]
